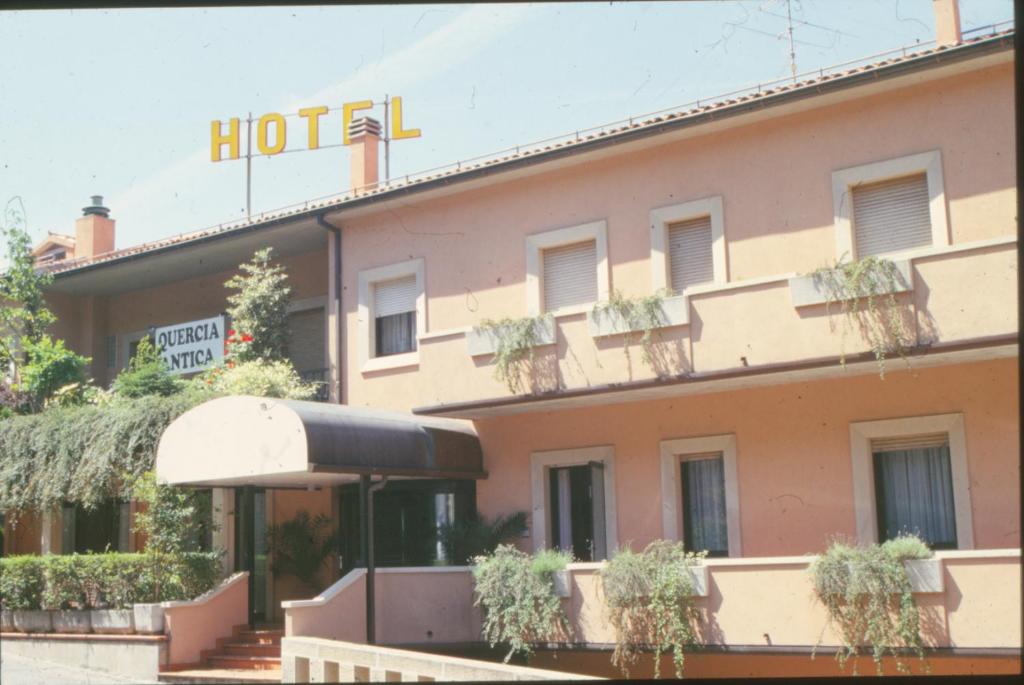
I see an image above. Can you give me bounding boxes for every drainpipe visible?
[360,475,388,644]
[316,214,343,404]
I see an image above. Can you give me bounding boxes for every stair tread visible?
[159,667,281,683]
[207,654,281,662]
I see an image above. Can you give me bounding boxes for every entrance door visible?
[234,488,268,625]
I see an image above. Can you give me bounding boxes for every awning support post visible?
[360,475,388,645]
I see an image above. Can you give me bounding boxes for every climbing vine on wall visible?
[591,289,670,368]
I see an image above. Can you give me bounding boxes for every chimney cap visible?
[82,195,110,218]
[348,116,382,140]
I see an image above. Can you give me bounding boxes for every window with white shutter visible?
[852,173,932,258]
[668,216,714,294]
[542,240,597,312]
[374,275,417,357]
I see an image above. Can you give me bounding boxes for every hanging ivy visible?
[591,289,670,368]
[810,535,932,675]
[811,255,911,379]
[474,315,550,394]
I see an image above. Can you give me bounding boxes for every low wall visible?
[162,571,249,666]
[0,632,166,681]
[281,636,600,682]
[284,550,1021,654]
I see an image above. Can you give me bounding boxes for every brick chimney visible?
[74,195,116,259]
[933,0,962,47]
[348,117,381,192]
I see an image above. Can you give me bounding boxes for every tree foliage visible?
[18,335,90,410]
[131,470,214,556]
[111,336,184,398]
[224,248,291,363]
[439,510,528,565]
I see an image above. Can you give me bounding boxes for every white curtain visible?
[376,312,416,356]
[875,445,957,546]
[683,457,728,554]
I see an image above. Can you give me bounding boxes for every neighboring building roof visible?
[31,232,75,257]
[46,25,1015,279]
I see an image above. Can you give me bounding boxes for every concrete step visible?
[204,654,282,671]
[158,668,281,684]
[232,629,283,645]
[221,643,281,658]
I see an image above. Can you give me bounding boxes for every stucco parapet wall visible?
[465,315,556,357]
[280,636,602,682]
[281,568,366,609]
[587,294,690,337]
[160,571,248,609]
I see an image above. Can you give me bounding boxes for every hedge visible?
[0,552,222,610]
[0,392,210,514]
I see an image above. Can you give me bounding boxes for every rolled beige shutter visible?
[543,240,597,312]
[374,275,417,318]
[871,433,948,453]
[668,216,713,293]
[852,173,932,258]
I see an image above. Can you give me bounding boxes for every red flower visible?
[241,334,253,343]
[228,329,236,336]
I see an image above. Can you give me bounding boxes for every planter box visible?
[1,609,13,632]
[91,609,135,634]
[52,610,93,634]
[788,259,913,308]
[552,570,572,598]
[904,558,944,593]
[466,315,556,357]
[133,603,165,634]
[587,294,689,338]
[12,610,53,633]
[686,564,709,598]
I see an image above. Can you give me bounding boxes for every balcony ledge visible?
[466,314,556,357]
[587,294,689,338]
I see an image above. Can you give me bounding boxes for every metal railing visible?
[297,368,330,402]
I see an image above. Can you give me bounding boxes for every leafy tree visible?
[18,335,90,410]
[111,336,184,398]
[224,248,291,363]
[0,197,56,381]
[131,471,215,556]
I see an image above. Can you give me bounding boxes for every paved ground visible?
[0,653,157,685]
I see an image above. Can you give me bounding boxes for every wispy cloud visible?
[109,3,538,243]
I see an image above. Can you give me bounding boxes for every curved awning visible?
[156,396,486,487]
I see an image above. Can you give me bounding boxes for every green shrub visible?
[600,540,705,679]
[471,544,571,662]
[202,359,315,400]
[0,555,46,610]
[131,471,214,556]
[267,511,336,593]
[439,511,528,565]
[810,534,931,675]
[111,337,184,398]
[224,247,292,363]
[42,554,88,609]
[18,336,90,410]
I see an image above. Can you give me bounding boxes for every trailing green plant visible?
[224,247,291,363]
[471,544,571,662]
[600,540,705,679]
[811,255,911,379]
[131,471,215,556]
[111,336,184,398]
[474,315,550,393]
[591,288,671,368]
[0,391,211,515]
[267,510,337,593]
[0,552,222,610]
[810,534,932,675]
[0,197,56,381]
[439,510,528,565]
[18,335,91,410]
[201,358,315,400]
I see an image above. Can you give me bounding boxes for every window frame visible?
[849,413,973,549]
[357,258,426,373]
[526,220,609,317]
[659,434,742,558]
[831,150,949,261]
[650,196,727,294]
[529,445,618,558]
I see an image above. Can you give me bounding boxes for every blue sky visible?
[0,1,1013,253]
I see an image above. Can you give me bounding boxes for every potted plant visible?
[438,510,528,565]
[267,511,337,596]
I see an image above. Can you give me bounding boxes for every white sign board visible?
[153,315,225,375]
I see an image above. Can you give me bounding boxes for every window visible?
[61,500,130,553]
[680,455,728,556]
[548,462,606,561]
[660,434,741,557]
[526,220,608,316]
[530,446,618,562]
[667,216,714,294]
[105,335,117,369]
[357,258,425,372]
[872,435,957,549]
[650,196,726,293]
[374,276,418,356]
[832,150,949,260]
[849,413,973,549]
